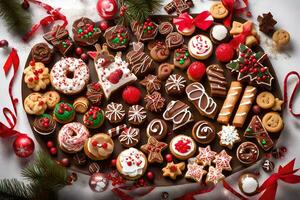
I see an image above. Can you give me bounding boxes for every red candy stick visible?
[284,71,300,117]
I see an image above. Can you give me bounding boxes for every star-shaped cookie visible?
[141,136,167,163]
[205,166,225,185]
[213,150,232,171]
[196,146,217,167]
[162,161,185,180]
[272,98,284,111]
[217,125,241,149]
[185,163,207,182]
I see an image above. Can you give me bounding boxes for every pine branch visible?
[0,0,31,35]
[0,179,31,199]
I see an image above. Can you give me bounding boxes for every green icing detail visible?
[78,29,83,33]
[179,59,184,65]
[112,37,120,44]
[88,32,93,36]
[89,110,104,127]
[184,52,189,56]
[54,103,74,122]
[246,127,252,132]
[261,139,267,145]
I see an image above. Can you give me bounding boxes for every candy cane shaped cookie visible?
[233,86,257,127]
[217,81,243,124]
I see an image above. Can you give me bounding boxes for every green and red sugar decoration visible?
[77,22,100,40]
[110,26,129,46]
[175,47,189,65]
[54,102,74,122]
[142,18,157,37]
[83,106,104,128]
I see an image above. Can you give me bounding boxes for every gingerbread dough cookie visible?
[210,2,229,19]
[262,112,284,133]
[256,91,275,109]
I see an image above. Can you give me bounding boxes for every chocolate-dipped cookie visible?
[209,24,229,44]
[173,45,191,69]
[86,82,104,105]
[33,114,56,135]
[165,32,184,49]
[118,127,140,147]
[104,25,130,50]
[236,142,259,165]
[131,19,158,42]
[159,21,174,36]
[146,119,168,140]
[165,74,186,96]
[128,105,147,125]
[192,121,216,144]
[206,64,228,97]
[72,17,101,46]
[105,102,125,123]
[150,41,170,62]
[31,43,53,64]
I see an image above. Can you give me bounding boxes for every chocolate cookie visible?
[31,43,53,64]
[150,41,170,62]
[144,92,165,113]
[131,19,158,42]
[104,25,130,50]
[165,32,184,49]
[140,74,161,93]
[118,127,140,147]
[206,64,228,97]
[173,45,191,69]
[86,82,104,105]
[165,74,186,96]
[159,21,174,36]
[72,17,101,46]
[157,63,174,81]
[33,114,56,135]
[147,119,168,140]
[128,105,147,125]
[105,102,125,123]
[236,142,259,165]
[192,121,216,144]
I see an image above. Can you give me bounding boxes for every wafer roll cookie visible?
[217,81,243,124]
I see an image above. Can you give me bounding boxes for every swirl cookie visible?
[24,62,50,92]
[262,112,284,133]
[43,91,60,110]
[149,41,170,62]
[157,63,174,81]
[84,133,114,160]
[192,121,216,144]
[31,43,53,64]
[170,135,196,160]
[158,21,173,36]
[118,127,140,148]
[105,102,125,124]
[146,119,168,140]
[165,32,184,49]
[24,93,47,115]
[188,34,213,60]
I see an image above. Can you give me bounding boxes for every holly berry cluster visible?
[77,23,99,39]
[108,69,123,84]
[142,18,156,35]
[57,103,72,114]
[174,48,189,65]
[174,139,191,154]
[85,107,102,126]
[40,116,50,128]
[110,27,128,45]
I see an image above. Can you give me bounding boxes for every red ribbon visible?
[258,159,300,200]
[223,180,248,200]
[23,0,68,42]
[221,0,249,27]
[175,185,214,200]
[0,48,24,137]
[111,186,155,200]
[173,11,213,32]
[284,71,300,117]
[229,21,252,49]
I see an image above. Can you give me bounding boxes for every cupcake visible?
[53,102,75,124]
[33,114,56,135]
[83,106,105,129]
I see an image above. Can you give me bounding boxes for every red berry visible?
[60,158,70,167]
[28,77,33,82]
[99,21,109,31]
[187,62,206,81]
[111,159,117,167]
[58,109,63,114]
[0,39,9,47]
[50,147,57,155]
[122,86,142,105]
[21,0,30,9]
[252,105,261,114]
[75,47,83,55]
[215,43,235,62]
[46,141,54,148]
[101,142,107,149]
[147,171,154,181]
[29,60,35,66]
[81,53,88,62]
[165,153,173,162]
[247,11,252,17]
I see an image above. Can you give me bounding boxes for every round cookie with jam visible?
[53,102,75,124]
[104,25,130,50]
[170,135,196,160]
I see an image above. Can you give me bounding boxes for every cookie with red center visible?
[84,133,114,160]
[140,136,168,163]
[33,114,57,135]
[170,135,196,160]
[162,161,186,180]
[122,86,142,105]
[187,62,206,82]
[215,43,235,62]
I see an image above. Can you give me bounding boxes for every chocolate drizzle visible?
[192,121,215,144]
[206,64,228,97]
[237,142,259,164]
[165,32,184,49]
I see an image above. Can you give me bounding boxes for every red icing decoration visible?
[108,69,123,84]
[187,62,206,81]
[215,43,235,62]
[175,139,191,154]
[92,140,98,147]
[122,86,142,105]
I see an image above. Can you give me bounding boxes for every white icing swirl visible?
[119,148,146,177]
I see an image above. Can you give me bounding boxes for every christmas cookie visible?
[272,29,290,49]
[24,61,50,92]
[164,0,193,14]
[126,42,154,78]
[144,92,166,113]
[73,97,89,114]
[174,13,195,36]
[256,91,275,109]
[50,57,90,95]
[188,34,213,60]
[217,125,241,149]
[146,119,168,140]
[173,45,191,69]
[237,142,259,165]
[209,2,228,19]
[272,98,284,111]
[162,162,185,180]
[157,63,174,81]
[107,124,128,138]
[185,163,207,182]
[141,136,168,164]
[31,43,53,64]
[238,173,259,196]
[140,74,161,93]
[72,17,101,46]
[165,32,184,49]
[257,12,277,35]
[84,133,114,160]
[128,105,147,125]
[165,74,186,96]
[262,112,284,133]
[122,86,142,105]
[210,24,229,44]
[206,166,225,185]
[105,102,125,124]
[86,82,104,105]
[215,43,235,62]
[158,21,174,36]
[83,106,105,129]
[116,148,147,180]
[206,64,228,97]
[58,122,89,153]
[92,44,137,99]
[53,102,75,124]
[149,41,170,62]
[43,91,60,110]
[230,21,259,47]
[186,82,218,119]
[192,121,216,144]
[118,127,140,148]
[104,25,129,50]
[196,146,217,167]
[187,62,206,82]
[163,100,194,131]
[170,135,196,160]
[33,114,56,135]
[213,149,232,171]
[24,93,47,115]
[131,19,158,42]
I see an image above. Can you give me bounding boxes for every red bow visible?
[173,11,213,32]
[221,0,249,27]
[229,21,252,49]
[0,48,25,137]
[23,0,68,42]
[258,159,300,200]
[284,71,300,117]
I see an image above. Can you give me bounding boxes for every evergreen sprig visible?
[0,151,68,200]
[0,0,31,35]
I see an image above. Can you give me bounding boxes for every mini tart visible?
[170,135,196,160]
[83,106,105,129]
[53,102,75,124]
[33,114,56,135]
[84,133,114,160]
[116,147,148,180]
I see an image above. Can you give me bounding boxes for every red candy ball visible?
[13,135,35,158]
[187,62,206,81]
[99,21,109,31]
[46,141,54,148]
[215,43,235,62]
[96,0,118,20]
[60,158,70,167]
[147,171,154,181]
[111,159,117,167]
[75,47,84,55]
[81,53,89,62]
[122,86,142,105]
[165,153,173,162]
[0,39,9,48]
[50,147,57,155]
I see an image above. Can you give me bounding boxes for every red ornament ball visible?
[13,135,34,158]
[50,147,57,155]
[60,158,70,167]
[99,21,109,31]
[89,173,109,192]
[96,0,118,20]
[81,53,89,62]
[0,40,9,48]
[252,105,261,114]
[215,43,235,62]
[122,86,142,105]
[187,62,206,81]
[165,153,173,162]
[111,158,117,167]
[46,140,54,148]
[75,47,84,56]
[147,171,154,181]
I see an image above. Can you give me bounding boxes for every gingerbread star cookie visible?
[185,163,207,182]
[206,166,225,185]
[141,136,168,163]
[213,150,232,171]
[196,146,217,167]
[272,98,284,111]
[162,161,185,180]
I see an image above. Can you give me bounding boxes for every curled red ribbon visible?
[173,11,213,32]
[284,71,300,117]
[23,0,68,42]
[258,159,300,200]
[229,21,252,49]
[223,180,248,200]
[175,185,214,200]
[221,0,249,27]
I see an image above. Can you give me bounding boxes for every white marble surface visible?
[0,0,300,199]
